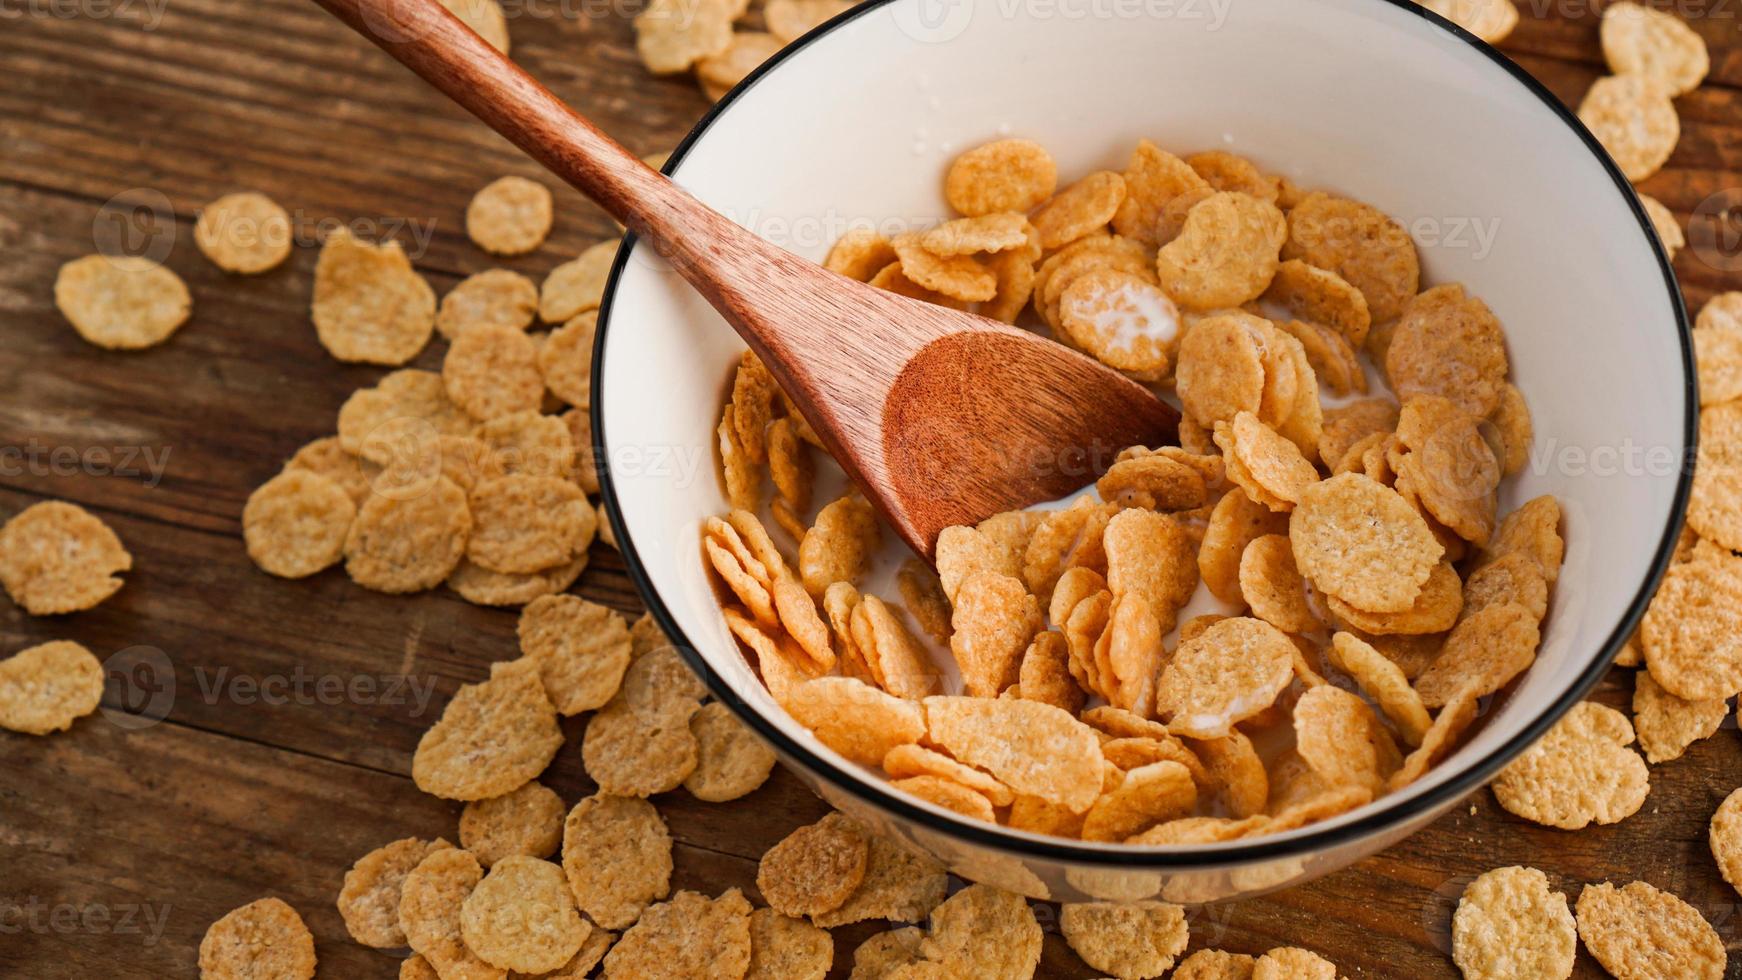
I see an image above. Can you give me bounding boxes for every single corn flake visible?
[1216,412,1319,511]
[541,240,619,323]
[1060,901,1190,979]
[1413,602,1539,708]
[1451,866,1576,980]
[1174,949,1258,980]
[55,254,192,350]
[897,558,952,646]
[918,885,1043,979]
[517,595,632,715]
[1239,534,1321,635]
[198,897,316,980]
[562,793,672,931]
[1293,684,1401,794]
[602,888,753,980]
[1641,554,1742,699]
[413,658,564,801]
[243,470,356,579]
[945,139,1059,217]
[759,812,870,918]
[0,501,133,615]
[581,693,702,798]
[1154,191,1286,310]
[1639,193,1685,261]
[0,641,106,736]
[311,229,435,365]
[1083,760,1199,841]
[936,512,1037,603]
[1386,284,1510,418]
[884,743,1014,807]
[1111,140,1212,246]
[444,323,545,420]
[1631,669,1725,763]
[1329,633,1432,747]
[1579,74,1680,183]
[438,269,539,339]
[1491,701,1649,829]
[1602,1,1709,95]
[824,229,898,282]
[890,232,996,302]
[467,177,553,256]
[1252,947,1338,980]
[460,782,564,867]
[1575,880,1724,980]
[460,855,589,973]
[684,700,777,802]
[1709,787,1742,897]
[1033,171,1129,250]
[1058,269,1181,377]
[1155,617,1295,739]
[195,192,293,274]
[1262,258,1371,348]
[1174,312,1268,428]
[1290,473,1443,614]
[786,677,926,766]
[1328,560,1464,638]
[950,572,1042,698]
[799,495,879,595]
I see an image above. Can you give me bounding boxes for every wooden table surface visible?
[3,2,1742,977]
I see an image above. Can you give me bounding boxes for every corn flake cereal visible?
[800,496,879,594]
[1640,193,1685,260]
[413,658,563,801]
[399,849,499,980]
[1291,473,1443,613]
[1491,701,1649,829]
[925,695,1103,812]
[312,229,435,365]
[916,884,1042,978]
[786,677,925,765]
[1282,192,1420,323]
[1328,633,1431,747]
[1579,74,1681,182]
[467,177,554,256]
[824,228,898,282]
[243,470,356,579]
[195,192,293,275]
[1631,669,1725,764]
[443,324,545,420]
[1110,140,1211,246]
[603,889,753,980]
[466,475,590,575]
[1603,1,1709,95]
[1174,949,1258,980]
[1450,866,1575,980]
[683,701,776,802]
[459,855,588,973]
[1174,312,1268,427]
[1238,534,1321,634]
[696,31,782,101]
[55,254,192,350]
[1641,555,1742,699]
[1032,171,1128,250]
[541,240,619,323]
[949,572,1041,698]
[515,595,630,714]
[338,837,453,949]
[1155,618,1294,738]
[743,908,831,980]
[0,501,133,615]
[1060,901,1189,979]
[0,641,105,736]
[198,897,316,980]
[562,793,672,931]
[581,698,701,798]
[758,815,875,914]
[460,782,564,867]
[1575,880,1724,980]
[945,139,1059,217]
[1083,761,1199,841]
[1263,258,1371,348]
[1293,684,1400,794]
[1155,192,1286,310]
[1058,269,1181,377]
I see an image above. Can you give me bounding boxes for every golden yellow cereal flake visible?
[1575,880,1724,980]
[311,229,435,365]
[1451,866,1575,980]
[1491,701,1649,829]
[195,192,293,274]
[0,640,106,736]
[55,254,192,350]
[413,659,563,801]
[199,897,316,980]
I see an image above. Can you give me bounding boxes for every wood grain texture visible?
[0,1,1739,977]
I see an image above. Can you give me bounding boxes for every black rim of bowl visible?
[590,0,1696,868]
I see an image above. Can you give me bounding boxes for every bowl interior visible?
[598,0,1689,855]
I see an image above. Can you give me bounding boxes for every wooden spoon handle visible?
[309,0,765,284]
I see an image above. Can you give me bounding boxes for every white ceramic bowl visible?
[593,0,1693,902]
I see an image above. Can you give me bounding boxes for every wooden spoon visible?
[312,0,1179,558]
